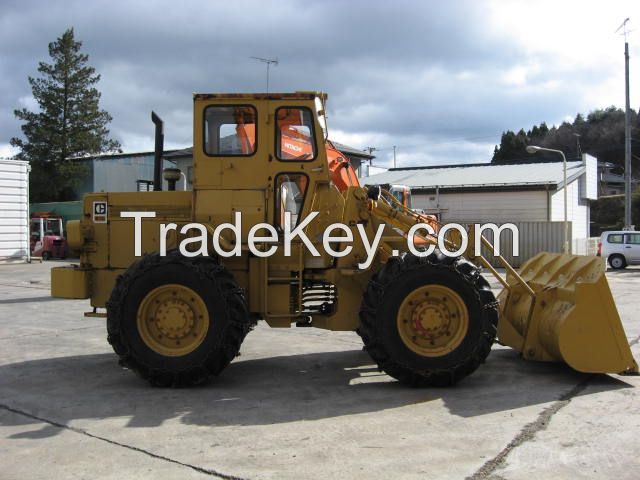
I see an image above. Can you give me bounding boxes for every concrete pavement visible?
[0,260,638,479]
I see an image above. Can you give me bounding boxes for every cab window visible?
[44,219,61,236]
[607,234,623,244]
[275,173,308,228]
[276,107,316,161]
[625,233,640,244]
[204,105,256,156]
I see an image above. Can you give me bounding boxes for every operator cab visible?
[379,183,412,209]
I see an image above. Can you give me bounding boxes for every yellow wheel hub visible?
[397,284,469,357]
[137,284,210,357]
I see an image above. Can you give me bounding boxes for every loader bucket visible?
[497,252,638,374]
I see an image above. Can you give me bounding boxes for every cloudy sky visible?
[1,0,639,167]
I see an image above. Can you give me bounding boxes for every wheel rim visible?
[611,257,623,268]
[137,284,210,357]
[396,284,469,357]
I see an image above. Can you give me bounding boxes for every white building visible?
[365,155,598,255]
[0,159,30,261]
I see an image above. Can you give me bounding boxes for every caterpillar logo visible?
[93,201,108,223]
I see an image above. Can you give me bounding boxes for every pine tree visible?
[10,28,120,201]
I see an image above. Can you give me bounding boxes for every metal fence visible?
[574,237,599,256]
[451,221,573,268]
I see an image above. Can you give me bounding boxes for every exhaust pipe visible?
[151,111,164,191]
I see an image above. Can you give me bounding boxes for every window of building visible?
[275,173,308,228]
[276,107,316,161]
[204,106,256,156]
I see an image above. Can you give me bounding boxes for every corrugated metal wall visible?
[92,155,174,193]
[413,190,550,223]
[0,160,29,261]
[452,221,571,268]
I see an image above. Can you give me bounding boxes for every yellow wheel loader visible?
[51,92,638,387]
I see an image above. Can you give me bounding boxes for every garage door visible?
[0,159,29,261]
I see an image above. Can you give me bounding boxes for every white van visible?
[598,231,640,269]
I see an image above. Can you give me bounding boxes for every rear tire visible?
[359,251,498,387]
[107,251,254,386]
[608,254,626,270]
[42,251,50,261]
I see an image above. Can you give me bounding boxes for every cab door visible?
[624,233,640,264]
[31,218,44,255]
[270,105,320,229]
[266,100,337,271]
[193,100,268,240]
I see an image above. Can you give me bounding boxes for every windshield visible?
[44,219,62,236]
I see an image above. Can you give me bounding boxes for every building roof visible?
[70,149,182,161]
[330,141,374,159]
[163,147,194,159]
[364,161,586,190]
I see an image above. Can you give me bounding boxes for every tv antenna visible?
[250,56,279,93]
[615,18,631,40]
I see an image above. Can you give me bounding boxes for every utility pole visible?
[250,57,278,93]
[616,18,633,229]
[393,145,397,169]
[365,146,377,166]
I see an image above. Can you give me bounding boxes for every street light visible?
[526,145,570,254]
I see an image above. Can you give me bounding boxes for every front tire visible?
[107,251,254,386]
[359,252,498,387]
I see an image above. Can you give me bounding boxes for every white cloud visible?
[0,143,19,158]
[2,0,639,168]
[18,95,37,110]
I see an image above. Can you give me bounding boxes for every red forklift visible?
[30,212,67,260]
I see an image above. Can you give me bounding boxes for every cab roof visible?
[193,92,325,101]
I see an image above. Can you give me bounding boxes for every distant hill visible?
[491,107,640,174]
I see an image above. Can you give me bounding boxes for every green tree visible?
[10,28,120,201]
[590,187,640,235]
[492,107,639,168]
